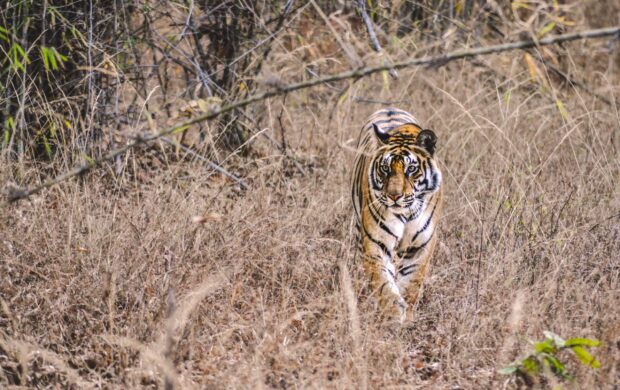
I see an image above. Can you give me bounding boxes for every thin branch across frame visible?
[3,26,620,206]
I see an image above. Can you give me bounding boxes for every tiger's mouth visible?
[379,194,417,209]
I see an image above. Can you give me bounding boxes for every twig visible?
[277,95,288,152]
[357,0,381,52]
[275,95,307,176]
[356,0,398,79]
[474,203,485,312]
[179,0,194,39]
[588,211,620,232]
[155,135,248,189]
[3,26,619,205]
[354,97,407,105]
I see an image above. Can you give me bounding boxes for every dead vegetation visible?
[1,1,619,388]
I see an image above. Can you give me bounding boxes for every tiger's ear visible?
[416,129,437,156]
[373,123,390,144]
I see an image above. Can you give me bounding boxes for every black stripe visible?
[398,235,432,258]
[379,281,389,296]
[373,118,408,126]
[382,266,396,280]
[395,213,408,223]
[398,264,417,276]
[362,225,392,258]
[368,201,398,239]
[409,200,438,244]
[383,108,414,117]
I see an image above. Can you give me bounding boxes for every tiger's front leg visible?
[396,233,438,315]
[362,235,406,323]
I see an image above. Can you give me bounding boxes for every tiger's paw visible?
[381,295,407,324]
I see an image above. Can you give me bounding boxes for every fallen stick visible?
[3,26,619,205]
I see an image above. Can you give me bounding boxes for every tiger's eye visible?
[407,165,418,175]
[380,163,390,174]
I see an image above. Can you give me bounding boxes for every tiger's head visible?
[369,123,441,212]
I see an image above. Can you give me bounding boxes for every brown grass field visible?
[1,5,620,389]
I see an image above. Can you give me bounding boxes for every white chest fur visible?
[395,201,436,253]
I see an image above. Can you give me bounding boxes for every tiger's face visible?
[369,124,441,212]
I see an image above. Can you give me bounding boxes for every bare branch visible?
[356,0,398,79]
[156,135,248,189]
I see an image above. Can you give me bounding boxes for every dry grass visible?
[1,9,620,390]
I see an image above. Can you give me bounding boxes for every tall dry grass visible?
[1,1,619,389]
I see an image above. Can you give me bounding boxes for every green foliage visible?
[0,26,10,43]
[500,331,601,384]
[0,0,88,160]
[7,42,30,72]
[3,116,15,147]
[40,46,68,72]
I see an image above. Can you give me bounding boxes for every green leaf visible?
[48,50,59,70]
[0,25,9,43]
[40,47,66,72]
[498,365,519,375]
[522,356,540,374]
[3,117,15,147]
[555,99,569,120]
[565,338,600,348]
[82,153,95,165]
[171,125,189,134]
[41,47,51,71]
[9,43,30,72]
[537,21,557,38]
[541,353,567,377]
[503,91,511,106]
[534,339,556,354]
[571,346,600,368]
[42,134,53,159]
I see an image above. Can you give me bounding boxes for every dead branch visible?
[3,26,619,206]
[356,0,398,79]
[156,135,248,189]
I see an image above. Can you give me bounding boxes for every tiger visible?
[351,108,443,323]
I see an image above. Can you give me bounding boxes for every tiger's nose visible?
[387,193,402,201]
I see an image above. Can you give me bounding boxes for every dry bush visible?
[1,1,619,389]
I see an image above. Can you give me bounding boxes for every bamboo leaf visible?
[2,117,14,147]
[48,49,59,70]
[0,25,9,43]
[565,338,600,348]
[381,70,390,91]
[523,53,539,83]
[171,125,190,135]
[538,22,557,38]
[535,339,556,354]
[41,47,51,71]
[541,353,567,377]
[571,346,600,368]
[42,134,53,159]
[555,99,569,120]
[522,356,540,373]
